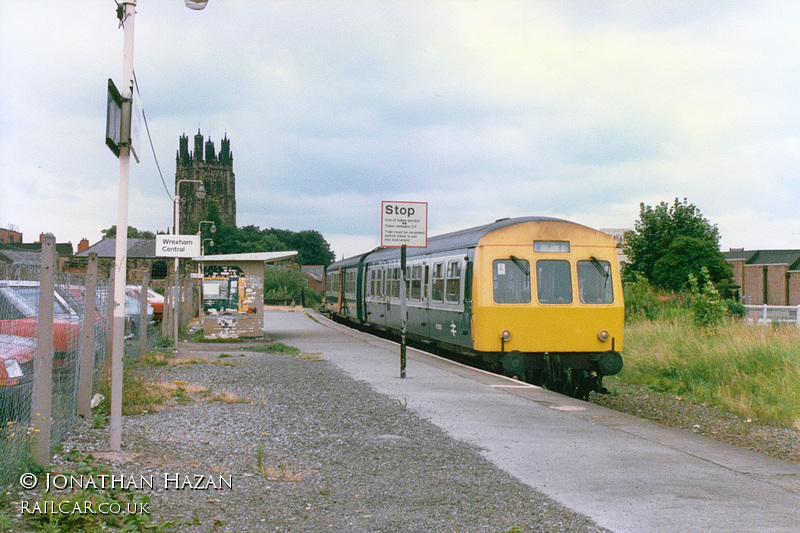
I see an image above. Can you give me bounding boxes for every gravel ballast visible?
[25,341,609,533]
[7,316,798,532]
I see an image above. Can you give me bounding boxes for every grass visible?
[245,342,302,355]
[253,445,309,481]
[618,315,800,428]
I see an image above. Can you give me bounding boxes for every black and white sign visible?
[156,235,201,258]
[381,201,428,248]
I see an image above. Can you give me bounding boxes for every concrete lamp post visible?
[172,179,206,345]
[109,0,208,453]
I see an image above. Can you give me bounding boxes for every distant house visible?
[301,265,325,294]
[723,249,800,306]
[73,238,169,285]
[0,240,74,270]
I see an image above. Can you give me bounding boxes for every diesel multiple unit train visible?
[324,217,624,398]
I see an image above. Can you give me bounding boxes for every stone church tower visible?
[175,130,236,234]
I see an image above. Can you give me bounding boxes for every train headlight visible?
[501,330,512,342]
[597,330,610,342]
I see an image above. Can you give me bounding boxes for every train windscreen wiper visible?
[590,256,610,289]
[509,255,529,277]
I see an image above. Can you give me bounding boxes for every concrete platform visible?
[264,309,800,533]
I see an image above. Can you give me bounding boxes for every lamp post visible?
[108,0,137,453]
[173,179,205,345]
[107,0,208,454]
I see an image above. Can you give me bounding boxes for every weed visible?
[97,368,168,416]
[141,352,169,366]
[254,445,309,481]
[0,513,12,532]
[170,358,235,367]
[24,451,172,532]
[245,342,301,356]
[91,411,106,429]
[209,392,250,404]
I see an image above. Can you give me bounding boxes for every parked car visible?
[69,284,154,340]
[0,334,35,424]
[126,285,164,321]
[0,280,82,369]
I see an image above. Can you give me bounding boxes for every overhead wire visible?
[132,70,174,201]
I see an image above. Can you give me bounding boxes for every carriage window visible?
[493,259,530,304]
[537,260,572,304]
[377,268,384,297]
[578,259,613,304]
[431,263,444,302]
[410,265,422,300]
[446,261,461,303]
[391,267,400,298]
[345,270,356,296]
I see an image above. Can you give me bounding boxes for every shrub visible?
[688,267,726,328]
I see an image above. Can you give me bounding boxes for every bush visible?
[688,267,726,328]
[623,274,689,322]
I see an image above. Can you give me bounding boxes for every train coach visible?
[324,217,624,398]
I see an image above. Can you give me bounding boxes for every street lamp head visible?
[195,183,206,199]
[185,0,209,10]
[210,223,217,234]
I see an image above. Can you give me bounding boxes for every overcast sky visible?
[2,1,799,260]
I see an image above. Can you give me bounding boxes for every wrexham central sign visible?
[156,235,200,258]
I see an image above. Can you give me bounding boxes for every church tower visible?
[175,130,236,234]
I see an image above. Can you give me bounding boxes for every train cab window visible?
[445,261,461,303]
[432,263,444,302]
[536,260,572,304]
[493,259,531,304]
[577,259,613,304]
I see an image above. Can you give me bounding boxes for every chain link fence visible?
[0,259,159,485]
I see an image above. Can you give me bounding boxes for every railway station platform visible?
[264,308,799,533]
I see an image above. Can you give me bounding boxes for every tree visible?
[623,198,730,289]
[101,225,156,239]
[651,236,732,291]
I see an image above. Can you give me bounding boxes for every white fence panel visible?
[743,304,800,327]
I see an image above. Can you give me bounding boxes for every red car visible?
[0,281,82,369]
[126,285,163,321]
[0,334,35,424]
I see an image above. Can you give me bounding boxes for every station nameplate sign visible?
[381,201,428,248]
[156,235,201,258]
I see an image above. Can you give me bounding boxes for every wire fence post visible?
[32,233,56,465]
[138,269,150,359]
[77,253,98,418]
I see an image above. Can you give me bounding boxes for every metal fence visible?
[743,304,800,327]
[0,247,159,484]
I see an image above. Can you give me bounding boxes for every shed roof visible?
[193,251,298,264]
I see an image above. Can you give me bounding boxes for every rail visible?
[743,304,800,327]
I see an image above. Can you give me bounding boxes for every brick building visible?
[723,249,800,306]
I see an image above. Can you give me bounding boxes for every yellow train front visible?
[325,217,624,398]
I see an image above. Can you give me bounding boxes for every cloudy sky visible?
[2,1,799,260]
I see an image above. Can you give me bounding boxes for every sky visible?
[2,0,799,261]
